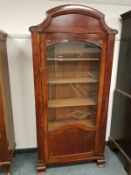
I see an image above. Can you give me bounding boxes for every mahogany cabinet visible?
[0,31,15,174]
[29,5,117,174]
[109,10,131,175]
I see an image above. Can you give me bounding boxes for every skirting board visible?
[15,148,37,154]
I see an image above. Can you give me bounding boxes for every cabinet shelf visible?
[48,118,95,131]
[47,58,100,61]
[116,89,131,99]
[48,98,96,108]
[48,77,98,84]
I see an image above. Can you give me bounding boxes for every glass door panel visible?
[46,40,101,131]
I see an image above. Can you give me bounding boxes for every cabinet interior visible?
[46,40,101,131]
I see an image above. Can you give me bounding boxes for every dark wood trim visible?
[121,10,131,20]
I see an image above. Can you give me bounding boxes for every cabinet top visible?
[29,4,117,35]
[121,10,131,20]
[0,30,7,40]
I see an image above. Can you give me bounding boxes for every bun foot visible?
[37,164,46,175]
[6,164,11,175]
[37,171,46,175]
[97,158,106,167]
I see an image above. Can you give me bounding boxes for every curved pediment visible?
[29,4,117,34]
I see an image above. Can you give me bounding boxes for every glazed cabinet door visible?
[40,34,106,164]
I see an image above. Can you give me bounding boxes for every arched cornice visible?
[29,4,117,34]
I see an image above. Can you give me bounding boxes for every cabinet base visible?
[0,163,11,175]
[108,139,118,151]
[37,171,46,175]
[96,158,106,167]
[124,161,131,175]
[5,165,11,175]
[37,161,46,175]
[0,144,15,175]
[108,137,131,175]
[36,155,106,174]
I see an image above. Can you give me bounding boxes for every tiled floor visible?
[0,146,127,175]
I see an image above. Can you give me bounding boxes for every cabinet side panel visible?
[0,37,15,154]
[98,35,115,154]
[31,33,45,163]
[0,79,9,162]
[116,18,131,94]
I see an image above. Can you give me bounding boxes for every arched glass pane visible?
[46,40,101,131]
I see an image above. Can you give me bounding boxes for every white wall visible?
[0,0,131,148]
[7,35,36,148]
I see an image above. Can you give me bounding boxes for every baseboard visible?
[15,147,37,154]
[105,141,108,145]
[14,141,108,154]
